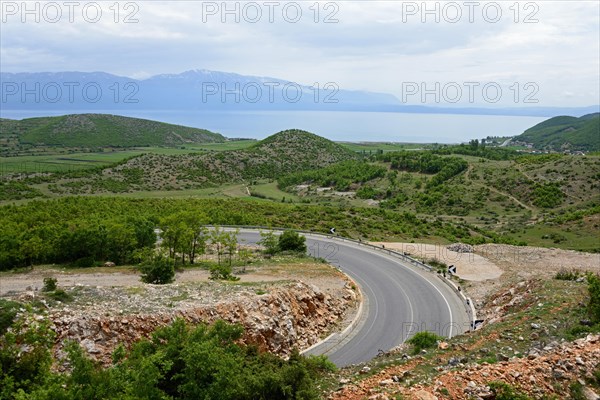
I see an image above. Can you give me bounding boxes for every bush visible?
[258,231,279,255]
[554,268,582,281]
[278,230,307,253]
[42,277,57,292]
[0,299,21,335]
[209,263,239,281]
[488,381,531,400]
[72,256,96,268]
[16,319,334,399]
[587,273,600,323]
[407,331,443,354]
[46,289,73,302]
[139,253,175,284]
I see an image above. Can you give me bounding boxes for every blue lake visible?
[1,110,546,143]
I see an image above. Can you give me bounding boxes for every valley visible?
[1,113,599,399]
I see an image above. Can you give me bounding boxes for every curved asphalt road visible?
[237,230,470,367]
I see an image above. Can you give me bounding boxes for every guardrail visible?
[210,225,478,331]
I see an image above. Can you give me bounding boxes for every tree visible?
[210,226,227,265]
[207,228,239,280]
[258,230,279,255]
[278,230,307,253]
[160,211,209,265]
[160,213,191,264]
[179,211,209,264]
[105,221,137,265]
[223,229,239,267]
[21,235,45,268]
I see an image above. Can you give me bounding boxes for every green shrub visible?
[209,263,239,281]
[42,277,57,292]
[407,331,443,354]
[587,273,600,323]
[488,381,531,400]
[46,289,73,302]
[0,299,21,335]
[139,253,175,284]
[0,312,55,397]
[72,256,96,268]
[258,231,279,255]
[278,230,307,253]
[16,319,334,399]
[554,268,582,281]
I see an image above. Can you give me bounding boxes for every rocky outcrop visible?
[50,282,353,365]
[331,335,600,400]
[427,334,600,399]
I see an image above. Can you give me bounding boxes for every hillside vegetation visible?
[0,114,225,153]
[0,196,511,271]
[43,129,358,194]
[1,122,598,252]
[514,113,600,151]
[277,147,600,252]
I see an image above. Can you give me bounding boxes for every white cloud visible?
[1,0,598,106]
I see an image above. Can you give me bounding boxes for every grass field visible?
[0,140,435,175]
[338,142,428,153]
[0,141,261,175]
[0,153,129,174]
[193,140,257,151]
[249,181,302,202]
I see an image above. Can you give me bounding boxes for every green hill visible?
[48,129,358,193]
[0,114,225,149]
[514,113,600,151]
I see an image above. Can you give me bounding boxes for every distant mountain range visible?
[1,70,598,117]
[513,113,600,152]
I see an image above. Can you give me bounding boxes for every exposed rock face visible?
[332,335,600,400]
[50,282,352,365]
[427,334,600,399]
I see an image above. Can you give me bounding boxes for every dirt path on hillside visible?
[464,164,535,213]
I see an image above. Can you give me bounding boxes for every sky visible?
[1,0,599,107]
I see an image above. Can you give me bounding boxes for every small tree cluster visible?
[160,211,209,265]
[258,230,307,255]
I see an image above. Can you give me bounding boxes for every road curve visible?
[236,230,471,367]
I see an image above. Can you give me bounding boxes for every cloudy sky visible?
[1,0,599,107]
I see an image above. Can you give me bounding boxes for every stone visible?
[413,390,438,400]
[448,357,460,366]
